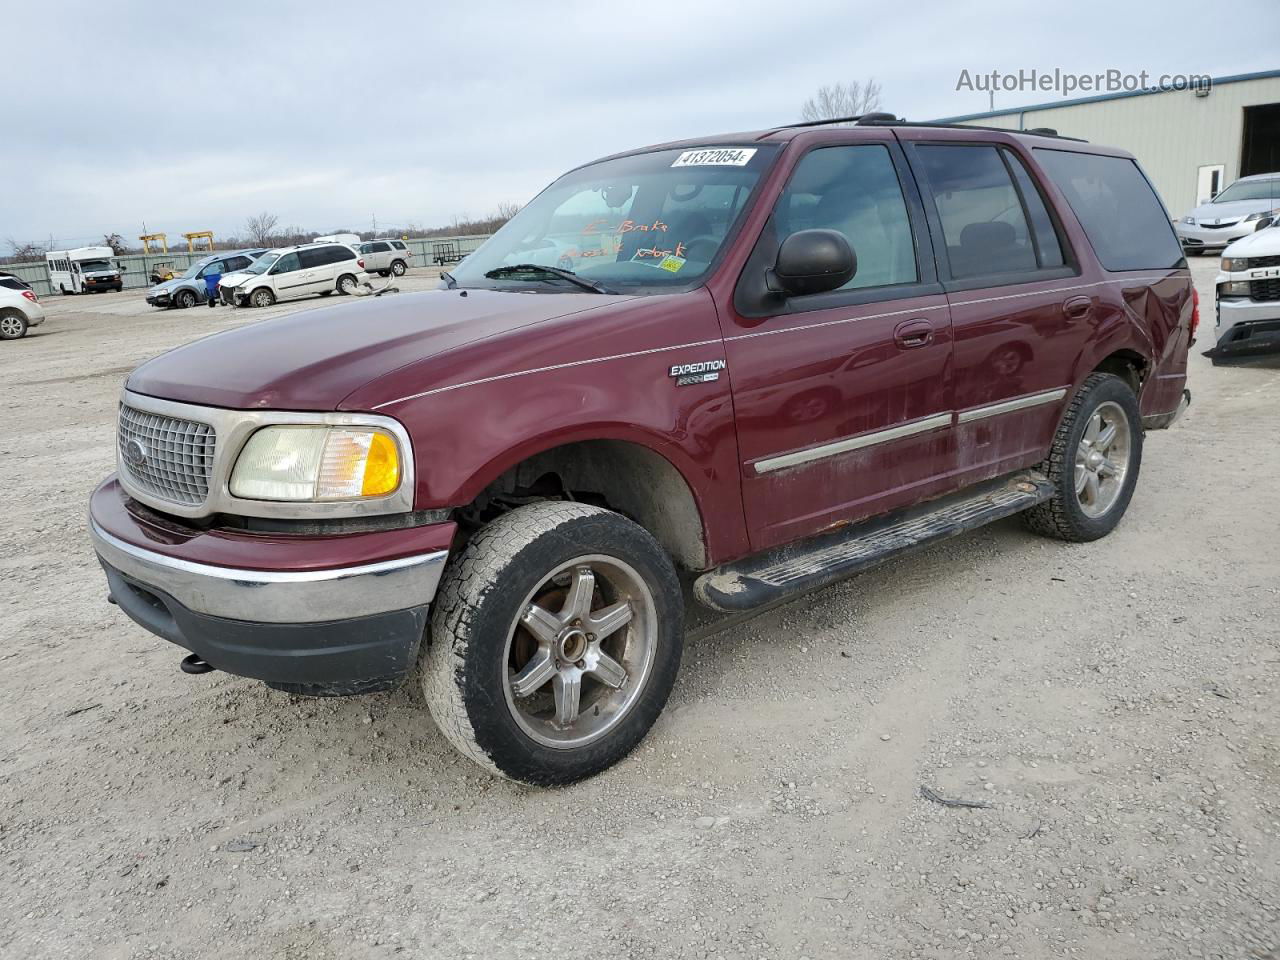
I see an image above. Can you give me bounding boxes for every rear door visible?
[724,133,956,551]
[900,132,1086,483]
[298,246,336,294]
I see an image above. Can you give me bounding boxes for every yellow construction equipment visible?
[139,233,169,255]
[183,231,215,253]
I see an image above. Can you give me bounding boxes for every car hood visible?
[126,288,636,411]
[1186,198,1279,222]
[1222,225,1280,258]
[218,271,255,288]
[149,278,191,296]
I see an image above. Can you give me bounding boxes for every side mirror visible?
[768,229,856,297]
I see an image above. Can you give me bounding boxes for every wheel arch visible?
[455,433,711,571]
[1089,347,1149,396]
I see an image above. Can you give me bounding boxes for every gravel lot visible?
[2,259,1276,960]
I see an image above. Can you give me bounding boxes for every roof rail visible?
[1025,127,1059,136]
[781,112,900,129]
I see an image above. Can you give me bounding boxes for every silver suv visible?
[357,239,413,277]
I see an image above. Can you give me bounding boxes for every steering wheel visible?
[680,234,719,262]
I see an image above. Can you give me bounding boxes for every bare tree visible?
[102,233,127,255]
[244,212,280,246]
[7,238,48,263]
[494,200,523,222]
[800,79,884,125]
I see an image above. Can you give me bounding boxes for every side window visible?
[1034,149,1183,271]
[271,252,301,274]
[775,144,918,290]
[358,242,373,254]
[917,145,1039,279]
[391,241,406,250]
[1004,151,1065,268]
[227,257,250,271]
[372,241,391,252]
[327,245,353,264]
[298,248,327,269]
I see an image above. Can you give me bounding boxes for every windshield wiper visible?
[483,263,614,294]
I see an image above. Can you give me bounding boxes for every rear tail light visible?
[357,258,365,269]
[22,289,38,302]
[1189,288,1200,342]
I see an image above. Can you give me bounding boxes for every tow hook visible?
[180,654,216,675]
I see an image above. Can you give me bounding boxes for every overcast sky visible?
[5,0,1276,249]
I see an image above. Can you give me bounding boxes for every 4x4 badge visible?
[669,359,726,386]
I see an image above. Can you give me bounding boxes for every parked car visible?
[1175,172,1280,255]
[145,249,269,309]
[1205,224,1280,364]
[0,271,34,293]
[0,284,45,340]
[217,242,367,307]
[357,238,414,277]
[90,119,1193,786]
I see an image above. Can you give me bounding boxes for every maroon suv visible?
[90,118,1194,785]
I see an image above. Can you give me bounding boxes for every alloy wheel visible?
[1074,400,1131,518]
[502,555,656,749]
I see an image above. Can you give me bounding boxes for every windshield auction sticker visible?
[671,148,757,167]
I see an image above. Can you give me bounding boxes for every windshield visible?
[77,259,113,272]
[1212,179,1280,204]
[449,145,779,293]
[245,252,280,275]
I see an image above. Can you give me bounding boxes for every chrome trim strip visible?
[118,389,416,521]
[753,412,953,475]
[91,520,448,623]
[956,387,1068,424]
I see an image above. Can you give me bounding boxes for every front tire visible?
[1024,372,1143,542]
[422,502,683,786]
[175,289,197,309]
[249,287,275,308]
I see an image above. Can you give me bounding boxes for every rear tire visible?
[249,287,275,308]
[390,260,407,277]
[0,310,29,340]
[421,502,683,786]
[337,274,358,295]
[1023,373,1143,542]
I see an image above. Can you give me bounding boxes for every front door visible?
[269,252,309,300]
[723,137,956,552]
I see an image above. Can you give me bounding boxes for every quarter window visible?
[775,144,918,290]
[1034,149,1183,271]
[917,145,1039,279]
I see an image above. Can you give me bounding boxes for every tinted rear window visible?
[1034,149,1183,271]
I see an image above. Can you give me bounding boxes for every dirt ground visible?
[1,260,1276,960]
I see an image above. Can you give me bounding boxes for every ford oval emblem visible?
[123,438,148,468]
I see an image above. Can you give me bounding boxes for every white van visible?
[46,246,123,294]
[218,242,367,307]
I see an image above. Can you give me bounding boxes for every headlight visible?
[1243,210,1278,222]
[230,425,402,501]
[1182,216,1195,225]
[1221,257,1249,272]
[1220,281,1252,297]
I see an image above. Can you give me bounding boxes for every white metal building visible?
[934,69,1280,219]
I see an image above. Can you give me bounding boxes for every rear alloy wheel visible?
[0,311,29,340]
[1024,373,1143,542]
[390,260,407,277]
[337,274,358,295]
[422,501,683,785]
[175,289,197,309]
[249,287,275,308]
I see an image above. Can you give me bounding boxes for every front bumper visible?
[1205,296,1280,361]
[1177,224,1252,251]
[89,478,454,694]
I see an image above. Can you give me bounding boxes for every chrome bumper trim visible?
[90,520,448,624]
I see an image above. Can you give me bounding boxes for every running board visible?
[694,472,1053,613]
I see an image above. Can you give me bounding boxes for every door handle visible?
[894,318,934,349]
[1063,295,1092,320]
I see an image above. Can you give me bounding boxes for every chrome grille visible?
[118,405,216,505]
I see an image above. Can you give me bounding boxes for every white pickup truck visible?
[1209,226,1280,365]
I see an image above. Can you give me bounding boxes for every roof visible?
[932,68,1280,124]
